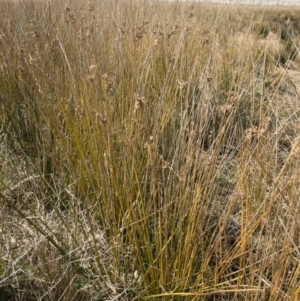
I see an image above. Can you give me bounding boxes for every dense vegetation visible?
[1,0,300,300]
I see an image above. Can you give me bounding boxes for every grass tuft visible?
[1,1,300,300]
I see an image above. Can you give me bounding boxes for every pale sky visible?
[160,0,300,6]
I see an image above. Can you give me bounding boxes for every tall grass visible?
[1,0,300,300]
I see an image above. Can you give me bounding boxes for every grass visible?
[1,0,300,300]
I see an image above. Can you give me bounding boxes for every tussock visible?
[1,0,300,300]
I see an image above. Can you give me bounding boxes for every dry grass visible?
[1,0,300,300]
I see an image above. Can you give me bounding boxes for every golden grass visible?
[1,0,300,300]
